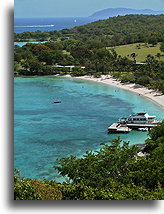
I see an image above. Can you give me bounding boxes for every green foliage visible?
[70,45,93,64]
[130,52,137,62]
[38,49,64,65]
[148,37,158,46]
[119,73,136,83]
[159,42,163,52]
[54,137,140,188]
[158,80,164,94]
[57,181,162,200]
[62,39,80,52]
[136,76,151,86]
[148,121,163,141]
[95,48,111,58]
[71,66,87,76]
[44,41,63,50]
[14,169,62,200]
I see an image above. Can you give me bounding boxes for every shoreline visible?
[72,75,163,109]
[14,74,163,109]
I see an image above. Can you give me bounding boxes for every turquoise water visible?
[14,77,163,181]
[14,42,45,47]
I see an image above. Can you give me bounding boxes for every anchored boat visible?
[108,112,161,133]
[53,101,61,103]
[119,112,160,129]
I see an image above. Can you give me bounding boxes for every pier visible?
[108,123,132,133]
[108,122,159,133]
[108,112,161,133]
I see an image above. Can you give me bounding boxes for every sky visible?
[15,0,163,18]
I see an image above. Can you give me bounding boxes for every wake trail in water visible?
[15,24,55,28]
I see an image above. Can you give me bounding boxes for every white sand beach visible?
[73,75,163,108]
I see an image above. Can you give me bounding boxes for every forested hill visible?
[15,15,163,47]
[90,8,163,19]
[71,15,163,46]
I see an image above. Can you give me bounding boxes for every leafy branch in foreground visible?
[14,169,62,200]
[54,137,140,188]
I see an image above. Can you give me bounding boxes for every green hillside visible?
[15,15,163,47]
[108,43,163,62]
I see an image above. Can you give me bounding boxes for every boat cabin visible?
[128,113,156,124]
[119,112,156,124]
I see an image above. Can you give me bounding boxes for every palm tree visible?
[155,53,161,60]
[130,53,137,63]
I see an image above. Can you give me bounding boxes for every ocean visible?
[14,77,163,181]
[14,17,97,33]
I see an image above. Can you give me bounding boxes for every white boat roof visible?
[129,113,156,119]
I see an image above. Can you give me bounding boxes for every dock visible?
[108,123,132,133]
[108,113,161,134]
[108,121,159,133]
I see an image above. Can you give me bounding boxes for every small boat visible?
[53,101,61,103]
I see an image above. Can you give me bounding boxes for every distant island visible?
[89,8,163,19]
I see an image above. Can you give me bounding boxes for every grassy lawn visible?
[108,43,163,62]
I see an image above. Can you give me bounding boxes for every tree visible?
[54,137,140,188]
[38,50,64,65]
[148,37,158,46]
[159,42,163,52]
[24,43,50,55]
[130,53,137,63]
[44,41,63,50]
[21,59,44,75]
[136,76,151,86]
[120,73,135,83]
[96,48,111,59]
[14,62,20,72]
[71,66,87,76]
[87,40,104,49]
[62,39,79,51]
[70,45,93,64]
[155,53,161,60]
[110,48,118,60]
[156,80,164,93]
[14,169,62,200]
[148,121,163,141]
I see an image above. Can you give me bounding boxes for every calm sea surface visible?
[14,17,97,33]
[14,77,163,181]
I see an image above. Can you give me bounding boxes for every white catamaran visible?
[108,113,161,133]
[119,112,158,124]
